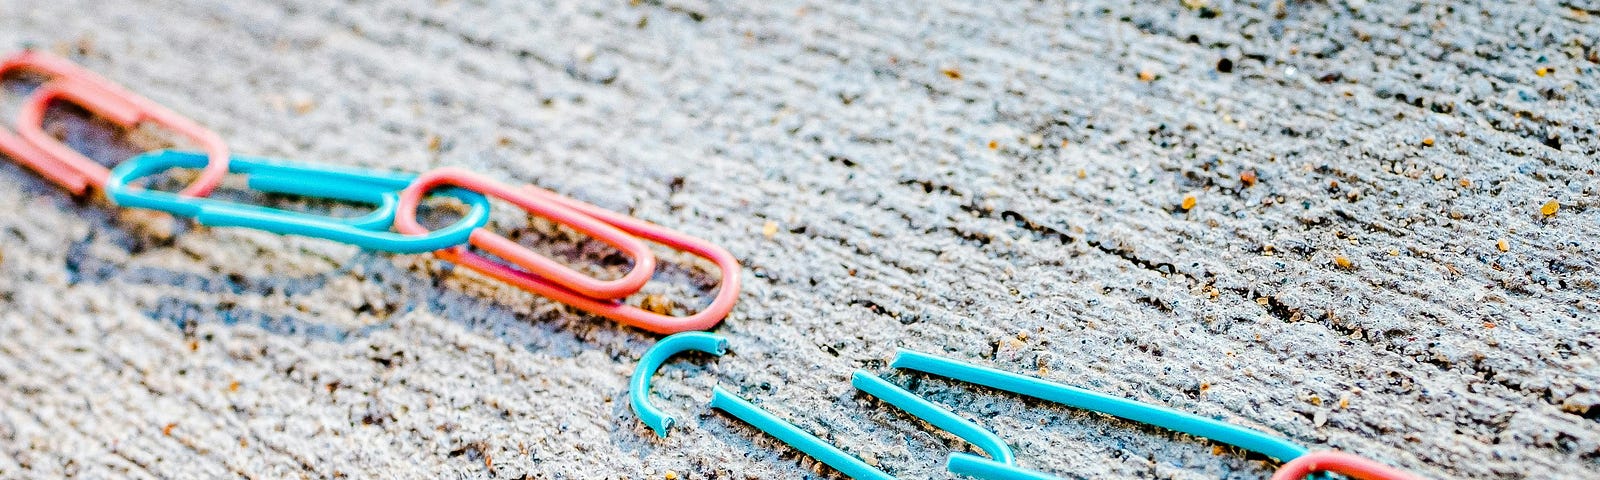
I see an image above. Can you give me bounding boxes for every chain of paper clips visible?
[1,50,1424,479]
[0,50,739,335]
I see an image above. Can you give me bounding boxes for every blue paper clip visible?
[631,332,728,438]
[892,349,1309,463]
[947,454,1065,480]
[852,371,1015,465]
[106,150,491,253]
[709,386,897,480]
[854,371,1069,480]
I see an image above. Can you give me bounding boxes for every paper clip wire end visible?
[630,332,728,438]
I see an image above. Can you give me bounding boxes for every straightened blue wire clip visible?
[106,150,491,253]
[892,349,1309,464]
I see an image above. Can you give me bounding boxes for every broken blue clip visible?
[892,349,1309,463]
[631,332,728,438]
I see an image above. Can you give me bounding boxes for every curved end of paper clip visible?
[946,453,1064,480]
[629,332,728,438]
[1269,451,1424,480]
[851,370,1015,465]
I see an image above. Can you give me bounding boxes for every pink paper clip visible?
[2,50,228,197]
[394,168,741,334]
[1271,451,1424,480]
[394,167,657,300]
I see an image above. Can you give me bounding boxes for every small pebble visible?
[1334,255,1353,269]
[1540,199,1560,216]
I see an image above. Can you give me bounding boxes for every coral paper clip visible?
[396,168,742,334]
[12,67,229,197]
[0,50,187,194]
[891,349,1309,463]
[107,151,492,253]
[1271,451,1423,480]
[393,167,657,300]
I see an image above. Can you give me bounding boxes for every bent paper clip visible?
[891,349,1309,463]
[947,454,1065,480]
[709,386,896,480]
[854,371,1066,480]
[107,150,491,253]
[630,332,727,438]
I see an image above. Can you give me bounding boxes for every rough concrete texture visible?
[0,0,1597,478]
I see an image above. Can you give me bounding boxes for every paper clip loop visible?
[395,168,742,334]
[8,56,229,197]
[106,151,491,253]
[393,167,657,300]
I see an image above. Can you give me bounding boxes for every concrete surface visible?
[0,0,1597,478]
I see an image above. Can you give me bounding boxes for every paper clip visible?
[709,386,896,480]
[106,150,492,253]
[946,454,1063,480]
[0,50,169,193]
[630,332,727,438]
[1271,451,1423,480]
[9,59,229,197]
[891,349,1309,463]
[395,167,742,334]
[851,372,1015,465]
[853,371,1069,480]
[393,167,656,300]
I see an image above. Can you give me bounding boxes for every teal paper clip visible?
[855,371,1066,480]
[106,150,491,253]
[892,349,1309,463]
[631,332,728,438]
[852,371,1015,465]
[709,386,897,480]
[947,453,1065,480]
